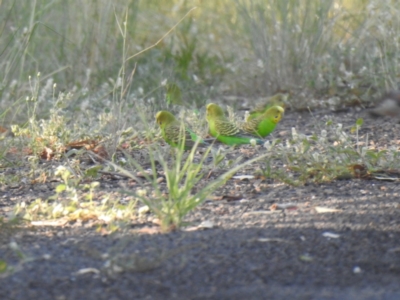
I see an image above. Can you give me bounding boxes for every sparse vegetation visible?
[259,118,400,185]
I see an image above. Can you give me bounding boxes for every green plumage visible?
[248,92,289,121]
[206,103,263,145]
[242,106,284,138]
[156,111,207,150]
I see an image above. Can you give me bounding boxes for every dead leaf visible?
[138,205,150,216]
[7,147,33,156]
[372,175,398,182]
[31,172,48,184]
[75,268,100,275]
[314,206,342,213]
[93,144,108,160]
[40,147,54,160]
[67,139,98,150]
[270,203,298,211]
[197,220,214,229]
[322,232,340,239]
[185,221,215,231]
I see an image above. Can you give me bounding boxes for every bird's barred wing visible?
[214,119,241,136]
[164,122,190,143]
[241,117,260,134]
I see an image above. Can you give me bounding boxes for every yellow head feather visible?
[264,106,284,124]
[155,111,177,127]
[206,103,225,119]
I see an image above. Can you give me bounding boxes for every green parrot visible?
[242,105,284,138]
[165,83,183,106]
[247,92,289,121]
[155,111,208,150]
[206,103,263,145]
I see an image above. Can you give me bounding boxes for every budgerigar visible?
[248,92,289,121]
[242,105,284,138]
[155,111,207,150]
[206,103,263,145]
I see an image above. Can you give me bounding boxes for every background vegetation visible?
[1,0,399,115]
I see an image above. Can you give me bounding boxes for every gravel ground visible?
[1,107,400,300]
